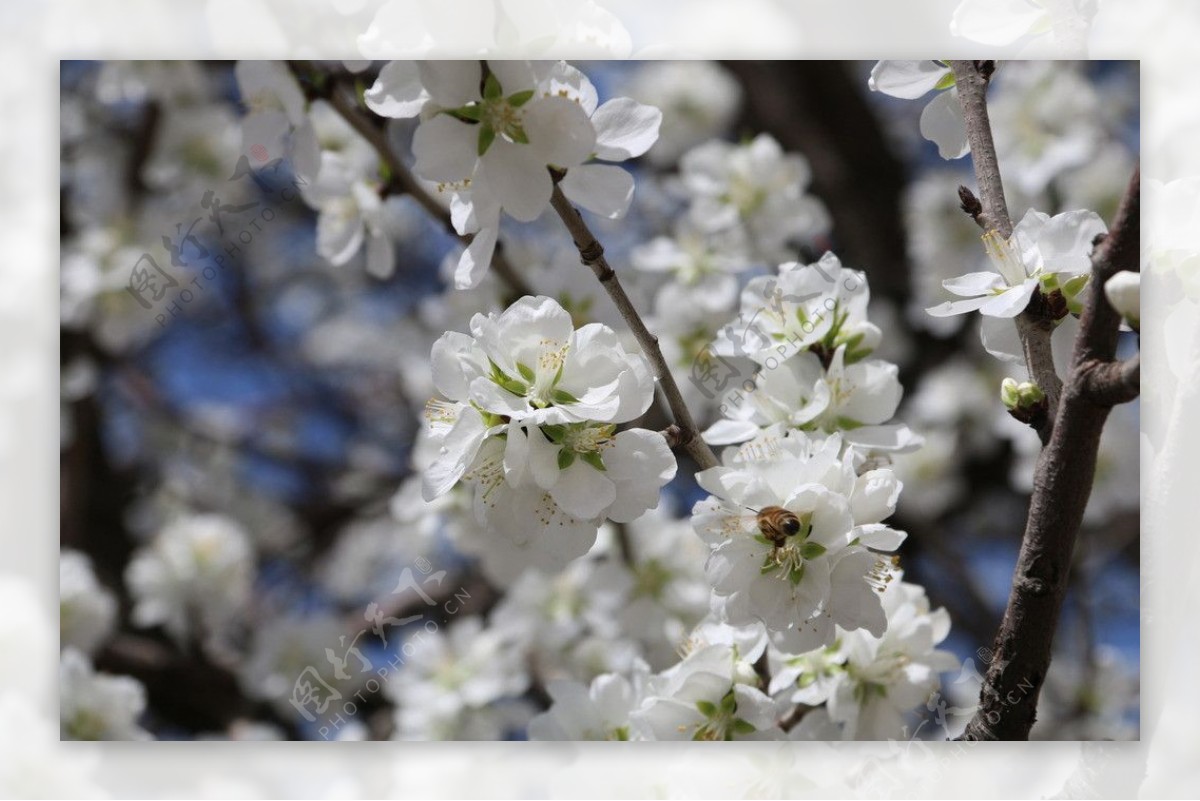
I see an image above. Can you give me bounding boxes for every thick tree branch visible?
[951,61,1062,443]
[959,168,1140,741]
[1078,354,1140,406]
[549,184,719,470]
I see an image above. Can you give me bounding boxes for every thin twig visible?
[951,61,1062,443]
[548,183,719,470]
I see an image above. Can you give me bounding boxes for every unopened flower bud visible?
[1104,271,1140,331]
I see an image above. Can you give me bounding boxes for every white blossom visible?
[60,649,152,741]
[300,150,395,277]
[234,60,319,181]
[926,207,1107,323]
[59,550,117,656]
[630,643,781,740]
[692,429,906,653]
[385,617,531,740]
[421,296,675,574]
[712,253,879,366]
[528,667,649,740]
[772,578,958,740]
[125,514,254,646]
[868,60,968,160]
[626,61,742,166]
[366,60,660,288]
[678,133,829,263]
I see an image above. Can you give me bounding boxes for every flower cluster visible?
[421,295,676,574]
[703,253,917,456]
[693,427,907,653]
[366,60,661,288]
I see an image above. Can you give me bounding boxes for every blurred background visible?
[58,59,1140,741]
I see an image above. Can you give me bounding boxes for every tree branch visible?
[1078,354,1140,406]
[549,184,719,470]
[951,61,1062,443]
[959,168,1140,741]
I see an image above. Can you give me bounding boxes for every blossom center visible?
[983,230,1029,286]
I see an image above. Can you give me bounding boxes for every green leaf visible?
[580,451,606,472]
[551,388,579,405]
[934,71,957,91]
[557,449,576,470]
[799,542,827,560]
[477,123,496,156]
[695,700,717,717]
[483,72,503,100]
[516,362,535,382]
[508,89,535,107]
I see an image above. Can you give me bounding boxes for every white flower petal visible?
[479,139,553,222]
[925,295,990,317]
[592,97,662,161]
[1036,210,1107,275]
[919,89,970,160]
[456,224,498,289]
[979,280,1037,318]
[951,0,1048,46]
[979,315,1025,363]
[943,271,1004,297]
[852,524,907,551]
[422,406,487,501]
[365,60,428,118]
[550,459,616,520]
[559,163,634,220]
[606,429,677,523]
[413,114,479,183]
[702,419,761,446]
[365,230,395,279]
[418,61,481,108]
[868,60,949,99]
[523,95,597,170]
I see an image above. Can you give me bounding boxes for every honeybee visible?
[752,505,801,548]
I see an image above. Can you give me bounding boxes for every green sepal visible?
[451,104,483,122]
[695,700,717,717]
[508,89,535,107]
[477,123,496,156]
[557,449,576,470]
[934,71,957,91]
[731,718,757,736]
[516,362,535,382]
[799,542,827,560]
[551,388,579,405]
[580,451,606,472]
[483,72,503,100]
